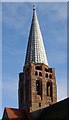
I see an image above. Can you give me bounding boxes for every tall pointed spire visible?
[25,5,48,66]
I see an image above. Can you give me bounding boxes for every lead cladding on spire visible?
[25,5,48,66]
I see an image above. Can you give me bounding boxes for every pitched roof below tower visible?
[2,108,30,120]
[2,98,69,120]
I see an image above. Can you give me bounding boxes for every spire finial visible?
[33,5,36,11]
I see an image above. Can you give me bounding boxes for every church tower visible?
[18,5,57,113]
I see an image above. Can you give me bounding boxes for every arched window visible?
[48,68,52,73]
[49,74,52,79]
[36,80,42,97]
[39,72,42,76]
[45,73,48,78]
[35,71,38,76]
[45,68,48,72]
[47,82,52,98]
[35,66,42,70]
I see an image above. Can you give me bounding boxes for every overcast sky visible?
[1,2,67,119]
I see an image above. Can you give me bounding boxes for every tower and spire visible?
[18,5,57,113]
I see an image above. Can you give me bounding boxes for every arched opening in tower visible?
[35,66,42,70]
[36,80,42,99]
[47,82,52,98]
[45,73,48,78]
[49,74,52,79]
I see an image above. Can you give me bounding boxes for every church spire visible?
[25,5,48,66]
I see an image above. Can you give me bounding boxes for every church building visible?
[18,5,57,113]
[2,5,61,120]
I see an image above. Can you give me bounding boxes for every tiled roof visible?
[2,108,29,120]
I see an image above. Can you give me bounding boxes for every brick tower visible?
[18,5,57,113]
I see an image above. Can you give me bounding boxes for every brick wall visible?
[18,63,57,113]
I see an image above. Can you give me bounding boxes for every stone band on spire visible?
[25,6,48,66]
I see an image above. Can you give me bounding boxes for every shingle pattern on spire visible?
[25,6,48,66]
